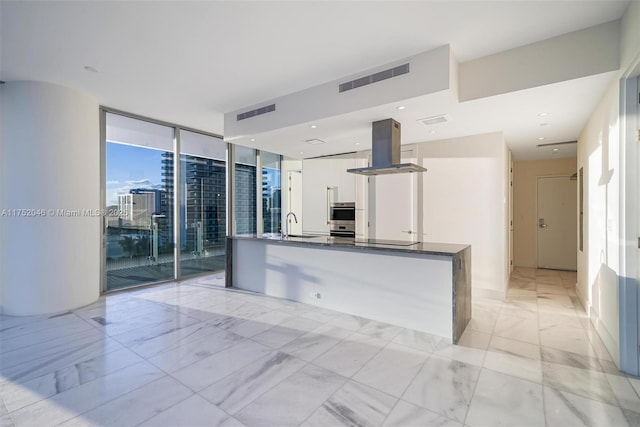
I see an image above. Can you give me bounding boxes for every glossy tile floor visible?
[1,268,639,427]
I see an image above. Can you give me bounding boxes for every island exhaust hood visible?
[347,119,427,176]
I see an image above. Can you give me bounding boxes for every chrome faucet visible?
[283,212,298,238]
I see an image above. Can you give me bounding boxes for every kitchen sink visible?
[286,234,320,239]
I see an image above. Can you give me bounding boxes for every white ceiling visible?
[1,0,630,161]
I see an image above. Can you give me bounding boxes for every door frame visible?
[618,57,640,375]
[534,174,577,270]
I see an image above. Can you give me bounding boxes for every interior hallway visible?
[1,269,639,426]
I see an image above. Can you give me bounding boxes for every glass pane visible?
[235,145,257,235]
[105,113,175,290]
[179,130,227,278]
[261,151,281,235]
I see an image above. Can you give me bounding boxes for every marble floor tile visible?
[467,305,498,334]
[537,283,568,295]
[110,316,211,358]
[538,311,583,330]
[302,381,397,427]
[312,332,385,377]
[169,340,273,392]
[402,355,480,422]
[96,309,199,337]
[466,369,545,427]
[60,376,193,427]
[9,361,164,426]
[606,374,640,412]
[623,409,640,426]
[535,275,564,286]
[235,364,346,426]
[300,308,338,324]
[137,394,243,427]
[328,312,372,331]
[357,320,403,341]
[493,313,540,345]
[543,386,629,427]
[382,400,462,427]
[250,317,323,349]
[540,346,602,372]
[457,329,491,350]
[223,310,294,338]
[0,328,105,370]
[583,324,615,362]
[392,328,444,353]
[483,351,542,383]
[509,278,537,291]
[200,351,306,414]
[147,328,245,373]
[1,336,123,385]
[432,342,486,367]
[542,361,617,405]
[0,347,144,413]
[488,335,541,360]
[0,315,94,352]
[279,324,351,362]
[502,296,539,315]
[539,324,597,358]
[352,343,430,398]
[629,376,640,397]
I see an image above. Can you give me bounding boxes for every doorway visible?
[537,175,577,270]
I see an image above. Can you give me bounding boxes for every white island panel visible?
[233,239,453,339]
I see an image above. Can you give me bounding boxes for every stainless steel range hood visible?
[347,119,427,176]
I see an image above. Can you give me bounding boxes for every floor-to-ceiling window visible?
[104,112,175,290]
[102,109,278,290]
[261,151,281,235]
[234,146,257,235]
[179,130,227,277]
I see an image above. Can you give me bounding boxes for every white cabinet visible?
[301,154,358,235]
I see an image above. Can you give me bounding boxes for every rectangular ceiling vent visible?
[236,104,276,121]
[339,63,410,93]
[417,114,451,126]
[536,140,577,148]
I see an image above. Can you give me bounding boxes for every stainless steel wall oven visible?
[329,202,355,238]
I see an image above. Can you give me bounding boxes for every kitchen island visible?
[227,235,471,343]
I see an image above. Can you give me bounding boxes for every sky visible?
[106,142,165,206]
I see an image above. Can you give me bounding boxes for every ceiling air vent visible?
[236,104,276,121]
[417,114,451,126]
[339,63,410,93]
[536,140,577,148]
[305,139,326,145]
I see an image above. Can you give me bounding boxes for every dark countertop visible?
[231,234,469,257]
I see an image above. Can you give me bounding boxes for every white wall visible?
[460,20,620,101]
[417,132,509,299]
[576,0,640,369]
[0,81,100,315]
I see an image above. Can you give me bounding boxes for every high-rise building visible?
[162,152,227,253]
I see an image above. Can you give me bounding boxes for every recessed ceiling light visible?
[538,112,549,117]
[428,130,437,134]
[84,65,99,73]
[355,142,360,146]
[299,151,304,154]
[250,138,255,142]
[537,137,546,140]
[310,125,317,129]
[397,106,406,110]
[552,148,559,152]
